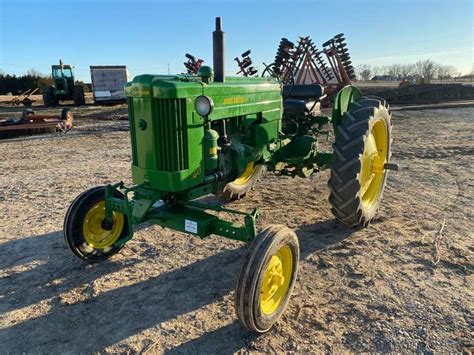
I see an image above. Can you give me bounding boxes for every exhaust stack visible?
[213,17,225,83]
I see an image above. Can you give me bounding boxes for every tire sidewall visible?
[245,228,299,332]
[73,85,85,106]
[43,87,53,107]
[64,186,127,262]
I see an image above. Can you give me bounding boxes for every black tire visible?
[73,85,85,106]
[64,186,129,262]
[218,164,264,200]
[58,108,73,132]
[21,109,34,121]
[42,86,56,107]
[22,98,33,107]
[235,225,299,333]
[61,108,71,120]
[328,97,392,227]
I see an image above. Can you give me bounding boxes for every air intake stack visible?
[213,17,225,83]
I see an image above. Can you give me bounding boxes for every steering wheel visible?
[261,62,295,100]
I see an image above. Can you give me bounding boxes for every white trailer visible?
[90,65,129,103]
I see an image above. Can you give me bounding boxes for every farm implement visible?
[0,108,73,139]
[264,34,356,90]
[184,53,204,74]
[7,88,39,107]
[236,33,356,106]
[64,18,397,333]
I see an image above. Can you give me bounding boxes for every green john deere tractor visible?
[64,18,397,333]
[43,60,85,107]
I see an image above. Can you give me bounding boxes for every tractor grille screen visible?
[128,98,138,165]
[154,98,189,171]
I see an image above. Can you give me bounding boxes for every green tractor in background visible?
[43,60,85,107]
[63,18,397,333]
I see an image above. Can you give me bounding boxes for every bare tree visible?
[385,63,414,79]
[357,64,372,81]
[437,65,457,80]
[372,66,382,76]
[414,59,439,82]
[400,64,415,78]
[366,60,459,82]
[387,64,402,78]
[26,69,44,77]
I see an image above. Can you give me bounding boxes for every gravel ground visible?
[0,105,472,353]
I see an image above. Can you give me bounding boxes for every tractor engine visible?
[125,17,282,199]
[125,71,281,196]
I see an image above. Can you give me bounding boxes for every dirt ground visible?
[0,102,472,353]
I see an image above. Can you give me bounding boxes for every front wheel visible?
[235,225,299,333]
[328,97,392,227]
[64,186,129,262]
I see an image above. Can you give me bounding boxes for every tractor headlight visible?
[195,95,214,116]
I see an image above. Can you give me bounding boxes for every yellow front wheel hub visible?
[359,120,388,209]
[260,245,293,315]
[82,201,124,249]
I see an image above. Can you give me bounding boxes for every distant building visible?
[371,75,399,81]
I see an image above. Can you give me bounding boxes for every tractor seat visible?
[283,84,325,100]
[283,99,319,115]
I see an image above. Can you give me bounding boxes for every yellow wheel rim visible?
[233,162,258,186]
[82,201,124,249]
[359,119,388,210]
[260,245,293,315]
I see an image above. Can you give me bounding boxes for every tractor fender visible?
[331,85,362,135]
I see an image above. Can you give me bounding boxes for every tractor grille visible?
[128,98,138,165]
[154,98,189,171]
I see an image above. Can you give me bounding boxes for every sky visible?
[0,0,473,82]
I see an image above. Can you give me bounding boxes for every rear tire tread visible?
[328,96,392,227]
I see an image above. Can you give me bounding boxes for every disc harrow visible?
[184,53,204,74]
[234,50,258,77]
[258,33,356,100]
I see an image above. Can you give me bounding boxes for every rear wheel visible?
[42,87,56,107]
[235,225,299,333]
[73,85,85,106]
[218,162,263,200]
[328,97,392,227]
[22,98,33,107]
[64,186,128,262]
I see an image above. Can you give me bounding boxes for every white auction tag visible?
[185,219,198,234]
